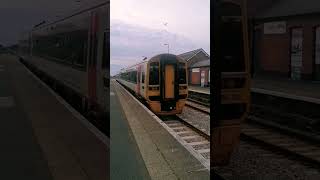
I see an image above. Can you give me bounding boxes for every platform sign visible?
[192,68,200,72]
[264,21,286,34]
[290,28,303,80]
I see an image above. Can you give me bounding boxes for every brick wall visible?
[256,16,320,80]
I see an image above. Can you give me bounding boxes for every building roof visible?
[255,0,320,19]
[190,59,210,68]
[178,48,209,62]
[229,0,280,17]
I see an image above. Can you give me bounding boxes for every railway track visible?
[116,81,211,169]
[242,118,320,167]
[160,115,210,169]
[186,99,210,114]
[187,98,320,168]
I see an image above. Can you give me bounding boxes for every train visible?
[116,54,188,115]
[18,0,110,134]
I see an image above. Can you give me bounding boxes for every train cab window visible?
[149,62,159,85]
[178,62,187,84]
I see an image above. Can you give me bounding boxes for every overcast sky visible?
[110,0,210,75]
[0,0,210,75]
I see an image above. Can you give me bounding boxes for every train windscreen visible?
[149,62,159,85]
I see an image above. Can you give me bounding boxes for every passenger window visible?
[133,71,137,83]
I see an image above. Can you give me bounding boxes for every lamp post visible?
[164,43,169,54]
[142,56,147,60]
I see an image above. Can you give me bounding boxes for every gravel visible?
[177,106,210,135]
[214,141,320,180]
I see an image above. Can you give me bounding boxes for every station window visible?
[149,62,159,85]
[178,62,187,84]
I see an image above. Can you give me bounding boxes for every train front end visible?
[146,54,188,115]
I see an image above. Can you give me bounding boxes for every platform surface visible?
[189,85,210,95]
[110,82,151,179]
[252,75,320,100]
[111,79,210,180]
[189,76,320,101]
[0,54,108,180]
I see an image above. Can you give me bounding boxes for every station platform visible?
[188,76,320,104]
[0,54,108,179]
[252,75,320,103]
[188,85,210,95]
[110,82,151,179]
[110,80,209,180]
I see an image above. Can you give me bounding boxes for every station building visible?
[252,0,320,81]
[178,48,210,87]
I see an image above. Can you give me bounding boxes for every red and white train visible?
[18,0,109,133]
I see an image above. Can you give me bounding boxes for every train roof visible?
[32,0,108,31]
[117,53,187,75]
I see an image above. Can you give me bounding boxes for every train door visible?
[164,64,175,99]
[87,12,99,107]
[314,27,320,80]
[137,66,141,95]
[253,29,262,76]
[290,28,303,80]
[140,65,146,97]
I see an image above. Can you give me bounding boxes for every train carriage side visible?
[117,66,139,93]
[17,2,109,131]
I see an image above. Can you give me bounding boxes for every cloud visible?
[111,20,199,68]
[110,64,125,76]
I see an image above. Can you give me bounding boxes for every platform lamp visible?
[142,56,147,61]
[164,43,169,54]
